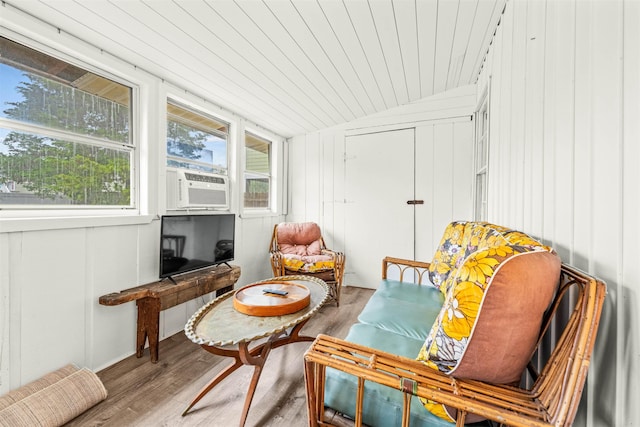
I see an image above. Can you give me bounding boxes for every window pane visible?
[0,36,134,209]
[244,132,271,209]
[0,37,131,144]
[475,173,487,221]
[244,175,270,208]
[0,128,131,206]
[245,133,270,174]
[476,136,486,169]
[167,102,228,174]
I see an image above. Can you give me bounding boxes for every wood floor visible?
[66,286,374,427]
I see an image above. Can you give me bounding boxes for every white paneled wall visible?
[287,85,477,270]
[477,1,639,425]
[0,215,284,392]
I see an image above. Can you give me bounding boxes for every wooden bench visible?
[99,265,241,363]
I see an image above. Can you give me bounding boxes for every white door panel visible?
[344,128,415,288]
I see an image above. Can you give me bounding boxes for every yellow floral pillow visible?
[434,222,510,296]
[427,222,466,289]
[417,243,557,422]
[503,230,552,251]
[429,221,551,297]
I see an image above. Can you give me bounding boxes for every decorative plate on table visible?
[233,281,311,316]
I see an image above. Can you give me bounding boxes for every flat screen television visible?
[159,213,235,278]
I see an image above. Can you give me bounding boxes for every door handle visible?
[406,200,424,205]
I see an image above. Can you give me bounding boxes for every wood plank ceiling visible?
[5,0,506,138]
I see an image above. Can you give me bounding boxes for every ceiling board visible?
[416,0,439,98]
[24,0,304,134]
[369,0,410,105]
[317,0,387,112]
[294,0,376,116]
[167,1,331,129]
[234,0,351,124]
[3,0,506,138]
[344,0,398,108]
[393,0,421,103]
[432,0,460,94]
[447,0,479,89]
[265,0,363,121]
[464,0,505,87]
[207,1,340,126]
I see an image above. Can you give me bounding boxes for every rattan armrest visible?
[269,251,283,275]
[321,249,346,268]
[382,256,431,283]
[306,334,547,427]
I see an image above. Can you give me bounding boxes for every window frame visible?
[165,100,230,176]
[243,130,272,211]
[240,127,285,218]
[0,30,148,229]
[0,36,136,211]
[473,87,490,221]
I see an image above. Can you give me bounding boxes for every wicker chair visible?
[269,222,345,306]
[304,259,606,427]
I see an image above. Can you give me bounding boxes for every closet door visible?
[343,128,415,288]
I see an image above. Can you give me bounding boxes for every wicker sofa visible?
[304,221,606,427]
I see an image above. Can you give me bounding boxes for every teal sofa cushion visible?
[324,323,454,427]
[324,280,455,427]
[357,280,444,340]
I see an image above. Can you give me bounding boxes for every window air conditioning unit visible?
[166,168,229,209]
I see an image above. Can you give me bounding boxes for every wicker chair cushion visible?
[281,253,335,273]
[418,240,561,422]
[276,222,323,256]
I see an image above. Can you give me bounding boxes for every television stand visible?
[99,265,241,363]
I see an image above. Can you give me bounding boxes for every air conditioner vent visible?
[183,172,225,184]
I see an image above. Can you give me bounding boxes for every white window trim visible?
[165,98,232,176]
[473,85,490,221]
[162,91,238,215]
[240,126,284,218]
[0,25,150,231]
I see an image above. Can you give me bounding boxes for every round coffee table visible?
[182,275,329,426]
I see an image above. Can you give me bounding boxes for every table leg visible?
[182,318,315,426]
[136,298,161,363]
[181,346,245,416]
[135,299,146,359]
[237,338,274,427]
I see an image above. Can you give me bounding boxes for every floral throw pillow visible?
[427,222,466,289]
[417,243,557,422]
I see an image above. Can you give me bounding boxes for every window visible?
[244,132,271,209]
[0,36,133,207]
[473,92,489,221]
[166,102,228,174]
